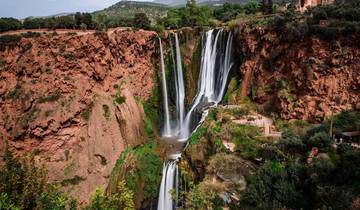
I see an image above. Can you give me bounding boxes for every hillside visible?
[94,1,169,23]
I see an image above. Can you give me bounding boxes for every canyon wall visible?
[0,30,157,203]
[233,24,360,121]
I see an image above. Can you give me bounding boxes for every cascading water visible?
[157,29,234,210]
[159,38,171,136]
[174,34,186,131]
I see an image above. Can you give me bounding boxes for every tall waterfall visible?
[174,34,186,131]
[159,38,171,136]
[157,29,234,210]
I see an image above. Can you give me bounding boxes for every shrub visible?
[84,188,119,210]
[0,145,76,210]
[82,102,94,121]
[102,104,111,120]
[38,90,61,103]
[0,35,21,48]
[278,131,305,154]
[133,13,151,30]
[307,131,332,151]
[231,125,261,158]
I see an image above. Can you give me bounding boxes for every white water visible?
[157,29,234,210]
[159,38,172,136]
[174,34,186,131]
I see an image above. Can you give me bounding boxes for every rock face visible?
[234,25,360,122]
[0,30,156,203]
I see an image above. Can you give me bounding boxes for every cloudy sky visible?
[0,0,146,19]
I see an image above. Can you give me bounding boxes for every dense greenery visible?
[181,107,360,209]
[0,145,77,210]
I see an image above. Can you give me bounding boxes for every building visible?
[297,0,335,13]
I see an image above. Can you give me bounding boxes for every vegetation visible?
[108,143,163,205]
[181,108,360,209]
[0,145,77,210]
[102,104,111,120]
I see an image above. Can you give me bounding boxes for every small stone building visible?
[297,0,335,13]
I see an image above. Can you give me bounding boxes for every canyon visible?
[0,22,359,208]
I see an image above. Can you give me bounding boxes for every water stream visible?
[157,29,234,210]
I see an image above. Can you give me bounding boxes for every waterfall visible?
[174,34,186,132]
[157,29,234,210]
[159,38,171,136]
[157,161,179,210]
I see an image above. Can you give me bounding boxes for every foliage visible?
[184,181,222,210]
[240,160,307,209]
[133,13,151,30]
[189,126,207,145]
[277,130,305,154]
[0,145,76,210]
[84,188,119,210]
[0,18,22,32]
[157,0,213,29]
[108,144,163,204]
[231,125,261,158]
[306,131,332,151]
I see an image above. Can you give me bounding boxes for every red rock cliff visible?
[234,25,360,121]
[0,30,157,203]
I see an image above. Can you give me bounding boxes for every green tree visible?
[133,13,151,29]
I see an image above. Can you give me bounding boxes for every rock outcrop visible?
[234,25,360,122]
[0,30,156,203]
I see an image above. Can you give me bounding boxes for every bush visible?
[278,131,305,154]
[307,131,332,151]
[0,18,22,32]
[133,13,151,30]
[231,125,261,158]
[0,35,22,47]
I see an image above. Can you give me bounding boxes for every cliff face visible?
[0,30,156,203]
[234,25,360,121]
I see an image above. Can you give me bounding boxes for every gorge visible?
[0,2,360,209]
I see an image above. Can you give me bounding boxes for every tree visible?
[0,18,22,32]
[133,13,151,29]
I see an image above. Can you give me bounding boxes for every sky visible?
[0,0,150,19]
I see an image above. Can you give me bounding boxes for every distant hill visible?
[154,0,258,6]
[94,1,169,22]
